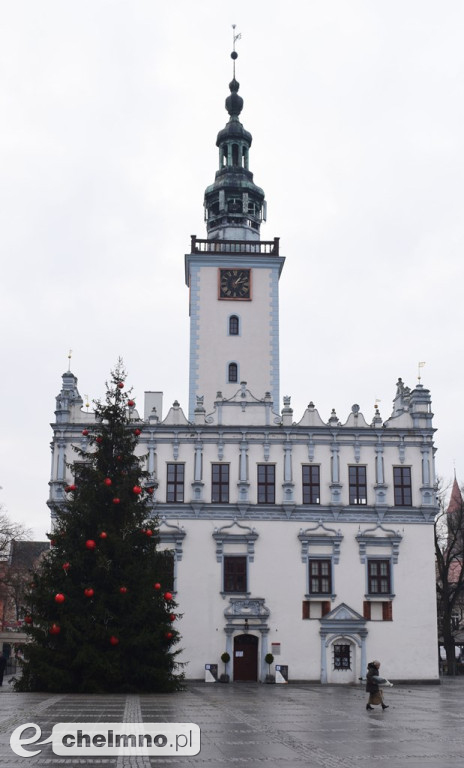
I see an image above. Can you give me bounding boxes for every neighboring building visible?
[47,53,439,683]
[437,476,464,666]
[0,540,49,672]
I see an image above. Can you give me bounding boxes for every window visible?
[302,465,320,504]
[334,644,351,670]
[229,315,239,335]
[212,464,229,503]
[223,555,247,593]
[302,600,331,619]
[257,464,275,504]
[393,466,412,506]
[349,465,367,504]
[309,559,332,595]
[158,550,175,592]
[166,463,184,503]
[368,559,391,595]
[228,363,238,383]
[363,601,393,621]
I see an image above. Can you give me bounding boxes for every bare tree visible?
[435,480,464,675]
[0,507,31,628]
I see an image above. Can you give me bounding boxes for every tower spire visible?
[203,29,266,242]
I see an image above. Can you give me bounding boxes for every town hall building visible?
[48,51,439,684]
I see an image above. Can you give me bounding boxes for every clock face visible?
[219,268,251,300]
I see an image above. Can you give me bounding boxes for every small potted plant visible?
[219,651,230,682]
[264,653,275,683]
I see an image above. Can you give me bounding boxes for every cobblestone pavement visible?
[0,676,462,767]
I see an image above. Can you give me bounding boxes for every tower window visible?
[228,363,238,383]
[232,144,239,166]
[229,315,239,335]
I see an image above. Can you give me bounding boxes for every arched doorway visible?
[233,634,258,681]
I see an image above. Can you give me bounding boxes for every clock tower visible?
[185,45,285,420]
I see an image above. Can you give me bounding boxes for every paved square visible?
[0,677,462,767]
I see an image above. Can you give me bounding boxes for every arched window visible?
[228,363,238,383]
[229,315,239,335]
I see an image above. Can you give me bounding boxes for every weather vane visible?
[231,24,241,77]
[417,361,426,382]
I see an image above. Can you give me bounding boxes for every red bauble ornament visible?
[104,478,112,486]
[82,429,89,436]
[49,623,61,635]
[54,593,65,604]
[99,531,108,539]
[109,635,119,646]
[119,586,128,594]
[128,399,135,408]
[112,497,120,505]
[50,539,56,546]
[117,382,124,389]
[133,485,142,495]
[165,631,173,640]
[169,613,176,622]
[153,582,161,590]
[62,562,70,572]
[24,615,33,625]
[85,539,96,550]
[134,428,141,436]
[146,486,154,495]
[84,588,94,598]
[96,436,103,444]
[145,529,153,537]
[164,592,173,601]
[65,484,76,493]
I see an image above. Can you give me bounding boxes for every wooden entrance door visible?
[233,634,258,681]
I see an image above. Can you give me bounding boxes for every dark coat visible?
[0,655,6,673]
[365,663,380,693]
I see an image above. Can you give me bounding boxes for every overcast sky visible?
[1,1,463,539]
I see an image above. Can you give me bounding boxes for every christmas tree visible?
[16,362,184,693]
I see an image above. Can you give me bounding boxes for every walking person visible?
[365,660,393,711]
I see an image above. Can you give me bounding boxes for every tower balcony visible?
[190,235,280,256]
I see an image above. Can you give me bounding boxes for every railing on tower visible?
[190,236,279,256]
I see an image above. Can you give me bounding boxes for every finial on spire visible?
[67,349,72,372]
[417,361,426,382]
[231,24,241,78]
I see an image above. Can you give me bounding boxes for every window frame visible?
[257,464,276,504]
[349,465,367,505]
[166,463,185,503]
[211,463,230,503]
[393,466,412,506]
[308,558,332,596]
[228,315,240,336]
[367,558,392,596]
[333,644,351,670]
[302,464,320,504]
[228,362,238,383]
[223,554,248,594]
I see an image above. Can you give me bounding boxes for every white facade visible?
[48,62,439,684]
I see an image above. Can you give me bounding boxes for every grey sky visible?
[1,1,463,538]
